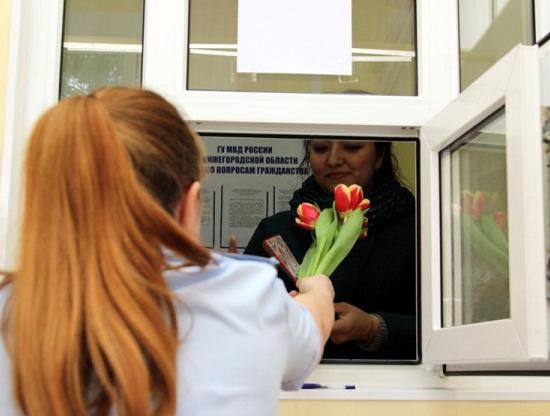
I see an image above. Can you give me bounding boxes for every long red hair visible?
[1,88,210,415]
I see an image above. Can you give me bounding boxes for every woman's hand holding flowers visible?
[293,274,336,345]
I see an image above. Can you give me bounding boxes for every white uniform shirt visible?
[0,253,321,415]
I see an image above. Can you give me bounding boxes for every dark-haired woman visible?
[245,139,416,360]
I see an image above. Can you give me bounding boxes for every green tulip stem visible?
[315,209,364,277]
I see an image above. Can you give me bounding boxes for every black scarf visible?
[289,175,415,229]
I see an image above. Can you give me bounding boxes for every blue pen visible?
[301,383,356,390]
[301,383,324,389]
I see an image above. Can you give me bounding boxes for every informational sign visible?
[237,0,352,75]
[200,136,308,250]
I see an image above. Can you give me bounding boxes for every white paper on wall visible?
[237,0,352,75]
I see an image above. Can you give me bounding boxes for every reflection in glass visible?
[188,0,416,95]
[445,110,509,326]
[60,0,145,98]
[458,0,533,91]
[61,51,141,97]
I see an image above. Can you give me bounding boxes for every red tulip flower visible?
[334,184,370,219]
[295,202,321,230]
[472,191,487,220]
[493,211,508,231]
[461,190,490,220]
[460,190,474,216]
[296,184,370,278]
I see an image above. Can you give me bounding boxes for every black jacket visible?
[244,210,417,361]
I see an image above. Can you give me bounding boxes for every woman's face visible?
[308,140,383,194]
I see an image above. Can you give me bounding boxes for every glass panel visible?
[445,110,510,326]
[458,0,533,91]
[188,0,417,95]
[200,136,418,362]
[60,0,145,98]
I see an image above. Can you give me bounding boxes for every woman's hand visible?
[295,274,335,300]
[228,235,237,253]
[293,275,335,345]
[330,302,380,345]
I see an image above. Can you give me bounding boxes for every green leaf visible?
[479,214,508,253]
[315,209,364,276]
[297,208,338,278]
[309,208,337,274]
[297,239,317,278]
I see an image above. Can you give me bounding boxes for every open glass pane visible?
[60,0,145,98]
[187,0,417,95]
[443,109,510,327]
[458,0,534,91]
[422,45,547,364]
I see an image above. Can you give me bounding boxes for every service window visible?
[8,0,550,397]
[198,134,420,363]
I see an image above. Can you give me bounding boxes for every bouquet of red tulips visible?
[295,184,370,278]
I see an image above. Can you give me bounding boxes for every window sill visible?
[279,364,550,401]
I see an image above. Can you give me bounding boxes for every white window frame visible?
[0,0,64,268]
[421,45,547,364]
[142,0,459,128]
[535,0,550,42]
[4,0,550,402]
